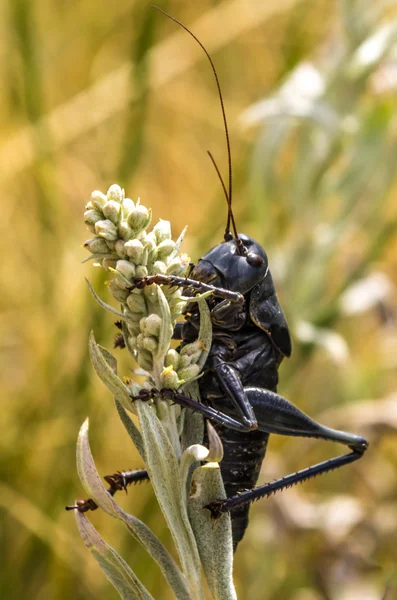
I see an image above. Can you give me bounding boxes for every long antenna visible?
[152,6,239,245]
[207,151,238,240]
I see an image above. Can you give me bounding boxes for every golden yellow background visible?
[1,1,397,598]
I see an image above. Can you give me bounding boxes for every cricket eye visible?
[246,252,264,268]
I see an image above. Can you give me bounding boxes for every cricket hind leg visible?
[207,387,368,518]
[65,469,149,513]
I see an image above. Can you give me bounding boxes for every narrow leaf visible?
[188,465,236,600]
[76,511,153,600]
[76,419,191,600]
[195,298,212,371]
[115,400,146,461]
[136,401,203,599]
[88,331,138,414]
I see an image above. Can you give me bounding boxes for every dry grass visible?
[1,1,397,598]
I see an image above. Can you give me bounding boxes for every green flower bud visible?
[153,219,171,243]
[136,229,148,241]
[84,209,103,231]
[107,279,129,302]
[128,335,137,349]
[142,336,158,353]
[171,303,186,320]
[124,239,144,263]
[122,197,135,217]
[116,260,136,282]
[147,247,158,265]
[119,221,134,241]
[168,294,184,309]
[102,258,118,271]
[144,235,157,263]
[127,321,141,336]
[160,366,179,388]
[126,292,147,314]
[178,354,192,369]
[179,340,203,365]
[165,349,180,370]
[103,200,122,225]
[157,239,176,260]
[137,349,153,371]
[177,364,201,382]
[142,314,162,337]
[136,265,148,278]
[166,254,190,276]
[106,184,124,204]
[95,219,118,241]
[84,237,110,254]
[91,190,107,211]
[105,240,116,250]
[180,339,205,356]
[127,205,151,232]
[145,231,157,248]
[115,239,126,258]
[153,260,167,274]
[136,333,145,349]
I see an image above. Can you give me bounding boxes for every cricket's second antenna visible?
[152,6,243,250]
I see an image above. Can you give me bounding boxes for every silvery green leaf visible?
[153,285,173,365]
[88,332,137,414]
[77,419,120,517]
[180,382,204,452]
[195,298,212,371]
[122,319,139,361]
[188,464,236,600]
[136,400,203,600]
[86,279,135,324]
[76,419,191,600]
[179,423,223,509]
[75,511,153,600]
[115,400,146,461]
[170,226,188,259]
[179,444,210,510]
[82,253,118,263]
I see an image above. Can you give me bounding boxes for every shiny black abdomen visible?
[197,324,282,547]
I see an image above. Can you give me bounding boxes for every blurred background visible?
[1,0,397,598]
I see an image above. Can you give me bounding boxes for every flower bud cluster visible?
[161,338,205,388]
[84,184,204,384]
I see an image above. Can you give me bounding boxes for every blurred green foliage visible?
[1,0,397,599]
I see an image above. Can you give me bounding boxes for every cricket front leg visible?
[131,274,244,304]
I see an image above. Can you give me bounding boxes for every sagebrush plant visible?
[75,184,237,599]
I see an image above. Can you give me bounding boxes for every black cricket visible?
[67,8,368,550]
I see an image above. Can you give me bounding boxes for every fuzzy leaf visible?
[136,401,203,600]
[86,279,135,323]
[88,331,137,415]
[180,383,204,452]
[188,464,236,600]
[179,423,223,508]
[75,512,153,600]
[115,400,146,461]
[76,419,191,600]
[154,285,174,365]
[195,298,212,372]
[77,419,118,516]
